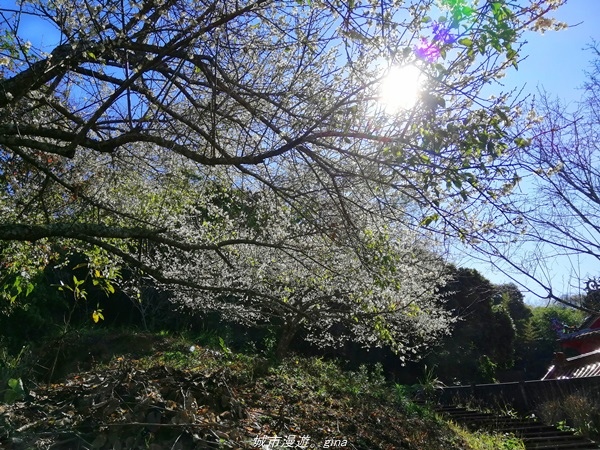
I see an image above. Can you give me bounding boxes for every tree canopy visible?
[0,0,566,355]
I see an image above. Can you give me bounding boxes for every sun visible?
[379,65,423,113]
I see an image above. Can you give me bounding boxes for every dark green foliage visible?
[410,270,589,383]
[515,305,587,378]
[495,284,532,334]
[494,283,533,376]
[0,270,68,352]
[421,266,517,384]
[583,289,600,313]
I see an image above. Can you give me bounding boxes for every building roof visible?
[542,349,600,380]
[559,328,600,342]
[580,314,600,330]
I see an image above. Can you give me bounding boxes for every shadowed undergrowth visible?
[0,329,524,449]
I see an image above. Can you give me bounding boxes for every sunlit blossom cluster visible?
[160,179,453,357]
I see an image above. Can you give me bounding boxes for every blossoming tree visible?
[0,0,565,354]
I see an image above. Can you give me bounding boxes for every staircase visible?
[434,405,600,450]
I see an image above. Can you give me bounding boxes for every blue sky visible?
[460,0,600,303]
[507,0,600,104]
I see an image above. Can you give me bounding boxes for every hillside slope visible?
[0,331,523,449]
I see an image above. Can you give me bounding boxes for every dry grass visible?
[536,393,600,440]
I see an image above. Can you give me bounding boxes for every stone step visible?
[431,403,600,450]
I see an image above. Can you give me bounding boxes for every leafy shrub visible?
[0,344,29,404]
[3,378,25,404]
[0,272,69,351]
[275,358,388,400]
[449,423,525,450]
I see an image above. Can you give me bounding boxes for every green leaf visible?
[92,309,104,323]
[458,37,473,47]
[420,214,440,227]
[514,137,531,148]
[4,378,25,403]
[8,378,21,390]
[461,6,474,17]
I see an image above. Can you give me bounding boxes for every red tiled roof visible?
[543,349,600,380]
[559,328,600,342]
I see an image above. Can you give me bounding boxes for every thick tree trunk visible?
[275,322,298,360]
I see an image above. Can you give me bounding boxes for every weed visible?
[3,377,25,403]
[398,364,444,404]
[262,328,278,357]
[162,350,192,368]
[556,420,577,433]
[0,344,28,378]
[218,337,233,358]
[0,344,30,403]
[537,394,600,440]
[272,357,389,402]
[187,327,222,348]
[449,422,526,450]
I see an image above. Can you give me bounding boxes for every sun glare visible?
[379,65,423,113]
